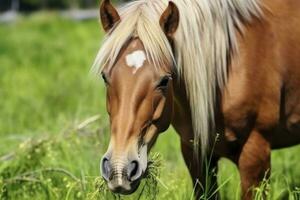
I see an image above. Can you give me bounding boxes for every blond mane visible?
[92,0,262,158]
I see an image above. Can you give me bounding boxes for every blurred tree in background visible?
[0,0,130,12]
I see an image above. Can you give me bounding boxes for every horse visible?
[93,0,300,199]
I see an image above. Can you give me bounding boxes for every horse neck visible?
[171,75,224,147]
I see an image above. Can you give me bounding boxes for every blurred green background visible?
[0,0,130,12]
[0,1,299,200]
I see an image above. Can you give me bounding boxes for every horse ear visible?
[159,2,179,37]
[100,0,120,32]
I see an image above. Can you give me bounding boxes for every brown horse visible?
[93,0,300,199]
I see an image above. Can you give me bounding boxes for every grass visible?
[0,12,299,200]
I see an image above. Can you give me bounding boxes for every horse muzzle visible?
[100,148,147,194]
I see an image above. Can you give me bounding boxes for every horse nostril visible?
[101,157,111,181]
[128,160,139,181]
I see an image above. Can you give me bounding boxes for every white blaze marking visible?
[125,50,146,74]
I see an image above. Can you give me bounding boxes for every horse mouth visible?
[108,163,151,195]
[108,176,142,195]
[111,180,140,195]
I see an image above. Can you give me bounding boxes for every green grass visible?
[0,13,299,200]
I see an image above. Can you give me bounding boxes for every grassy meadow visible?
[0,13,299,200]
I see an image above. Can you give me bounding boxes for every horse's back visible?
[222,0,300,149]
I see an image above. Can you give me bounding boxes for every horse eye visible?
[157,76,171,89]
[101,73,109,85]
